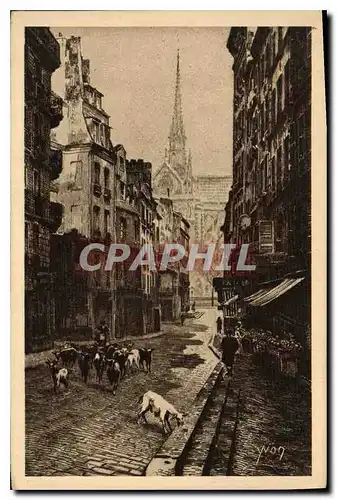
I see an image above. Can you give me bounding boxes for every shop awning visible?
[244,277,305,307]
[223,294,239,306]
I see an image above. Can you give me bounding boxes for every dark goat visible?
[93,351,106,384]
[106,358,121,394]
[139,348,154,373]
[78,351,91,383]
[46,360,69,393]
[53,347,78,368]
[112,349,128,378]
[106,344,118,359]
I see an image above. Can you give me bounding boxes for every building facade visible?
[50,35,117,339]
[222,27,311,341]
[153,50,232,302]
[24,28,64,353]
[155,198,190,321]
[125,159,161,335]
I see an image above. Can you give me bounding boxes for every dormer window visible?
[91,120,99,142]
[95,95,102,109]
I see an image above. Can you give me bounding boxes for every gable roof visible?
[153,161,184,186]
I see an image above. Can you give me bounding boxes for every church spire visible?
[168,48,187,177]
[170,48,185,140]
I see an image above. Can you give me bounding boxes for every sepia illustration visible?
[14,13,326,487]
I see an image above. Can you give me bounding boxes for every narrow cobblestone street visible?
[209,353,311,476]
[25,310,218,476]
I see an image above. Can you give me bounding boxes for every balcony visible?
[49,201,63,233]
[50,92,63,129]
[104,187,112,202]
[93,183,102,197]
[50,149,62,180]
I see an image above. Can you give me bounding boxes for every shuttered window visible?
[259,220,274,254]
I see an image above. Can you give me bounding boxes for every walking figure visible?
[181,312,186,326]
[216,316,223,335]
[221,328,240,377]
[191,301,196,312]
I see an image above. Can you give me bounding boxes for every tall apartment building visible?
[50,35,117,338]
[24,28,64,353]
[225,27,311,273]
[223,27,311,337]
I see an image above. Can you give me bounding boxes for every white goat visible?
[137,390,185,434]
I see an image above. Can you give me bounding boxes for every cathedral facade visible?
[153,50,232,301]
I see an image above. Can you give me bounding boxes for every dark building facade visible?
[221,27,311,341]
[24,28,63,353]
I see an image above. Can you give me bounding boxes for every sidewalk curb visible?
[208,332,222,360]
[145,362,223,476]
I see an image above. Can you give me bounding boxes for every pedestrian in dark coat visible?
[221,329,240,377]
[181,312,186,325]
[98,321,109,347]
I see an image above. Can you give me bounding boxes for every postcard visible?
[11,10,326,490]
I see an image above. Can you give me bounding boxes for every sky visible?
[52,27,233,176]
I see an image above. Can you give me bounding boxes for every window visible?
[120,217,127,241]
[271,88,276,126]
[92,121,99,142]
[263,157,268,192]
[32,223,39,253]
[100,124,105,147]
[104,168,110,189]
[277,146,282,186]
[33,113,40,151]
[95,95,102,109]
[271,157,276,191]
[120,181,126,200]
[25,222,29,252]
[33,170,40,195]
[134,220,139,239]
[93,162,100,185]
[93,205,100,232]
[261,101,265,135]
[104,210,110,234]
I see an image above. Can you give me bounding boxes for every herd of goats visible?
[46,343,154,395]
[45,343,186,434]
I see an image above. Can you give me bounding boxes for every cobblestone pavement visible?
[25,309,218,477]
[209,353,311,476]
